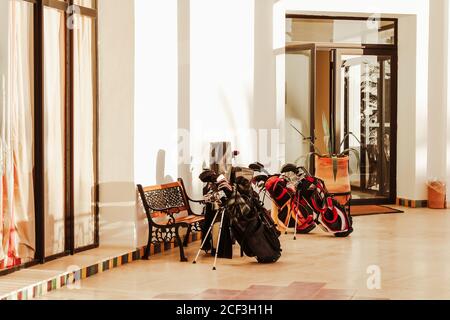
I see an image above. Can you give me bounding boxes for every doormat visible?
[351,205,403,217]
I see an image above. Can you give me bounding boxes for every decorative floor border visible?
[0,232,201,301]
[396,198,428,208]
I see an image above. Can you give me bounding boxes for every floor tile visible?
[29,208,450,300]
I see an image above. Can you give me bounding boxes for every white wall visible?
[189,0,279,198]
[190,0,254,197]
[428,0,447,184]
[427,0,450,200]
[97,0,136,248]
[133,0,278,246]
[134,0,279,195]
[134,0,179,188]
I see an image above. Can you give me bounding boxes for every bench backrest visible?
[138,179,192,220]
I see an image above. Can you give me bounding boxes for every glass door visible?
[334,49,396,203]
[72,9,97,252]
[285,44,316,167]
[43,5,67,258]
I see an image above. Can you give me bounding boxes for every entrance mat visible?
[351,205,403,217]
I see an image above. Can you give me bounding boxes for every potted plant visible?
[290,115,364,205]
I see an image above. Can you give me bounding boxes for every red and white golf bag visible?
[265,176,316,234]
[297,176,353,237]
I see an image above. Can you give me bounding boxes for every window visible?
[1,0,35,271]
[43,4,66,257]
[0,0,98,274]
[286,16,397,46]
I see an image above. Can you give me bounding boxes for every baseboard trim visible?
[396,198,428,208]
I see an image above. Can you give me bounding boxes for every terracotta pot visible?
[428,181,446,209]
[315,156,351,205]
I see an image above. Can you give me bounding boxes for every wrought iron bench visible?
[137,179,205,262]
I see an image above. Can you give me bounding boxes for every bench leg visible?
[183,226,192,247]
[175,227,188,262]
[143,225,153,260]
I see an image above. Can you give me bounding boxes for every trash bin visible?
[427,181,446,209]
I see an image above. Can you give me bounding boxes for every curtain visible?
[73,14,95,249]
[0,0,35,270]
[43,7,66,256]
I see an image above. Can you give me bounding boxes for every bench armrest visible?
[177,178,205,205]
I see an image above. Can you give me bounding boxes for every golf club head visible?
[249,162,264,172]
[297,166,311,176]
[281,163,299,175]
[252,175,269,189]
[199,170,219,183]
[253,174,269,183]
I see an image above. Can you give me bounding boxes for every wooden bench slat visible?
[176,215,205,224]
[143,182,181,192]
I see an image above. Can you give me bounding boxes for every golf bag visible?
[228,191,281,263]
[199,170,282,263]
[226,184,282,264]
[200,172,234,259]
[200,201,233,259]
[297,175,353,237]
[265,176,316,234]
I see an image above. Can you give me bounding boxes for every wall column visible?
[427,0,448,191]
[97,0,136,248]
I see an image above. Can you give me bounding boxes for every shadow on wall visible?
[156,149,175,184]
[98,181,136,247]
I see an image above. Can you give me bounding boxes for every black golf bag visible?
[227,176,282,263]
[201,203,233,259]
[200,176,234,259]
[199,169,281,263]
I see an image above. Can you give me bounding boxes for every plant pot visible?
[315,156,351,205]
[427,181,446,209]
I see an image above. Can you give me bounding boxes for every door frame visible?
[285,43,317,171]
[285,42,398,205]
[332,47,397,205]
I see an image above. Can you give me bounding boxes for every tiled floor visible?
[0,246,136,299]
[36,207,450,300]
[151,283,361,300]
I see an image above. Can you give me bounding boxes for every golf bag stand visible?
[193,207,228,270]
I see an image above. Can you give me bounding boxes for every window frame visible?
[286,14,398,50]
[11,0,99,267]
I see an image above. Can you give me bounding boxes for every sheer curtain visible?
[73,14,95,249]
[0,0,35,269]
[43,7,66,256]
